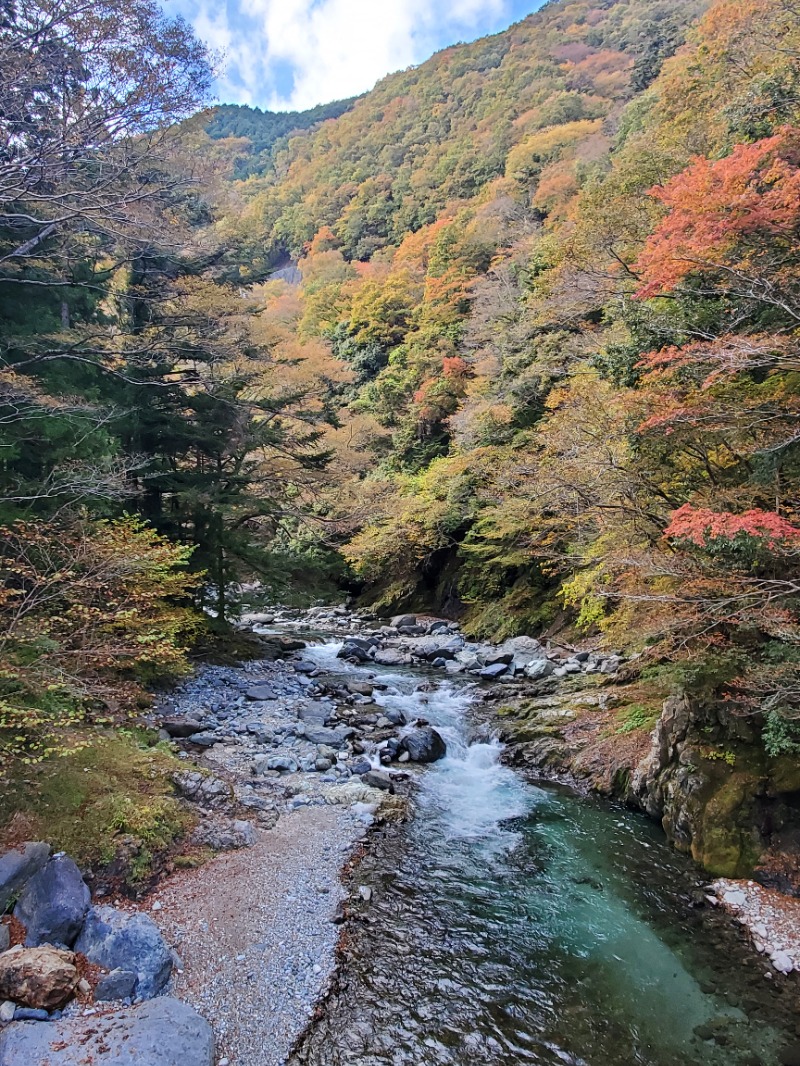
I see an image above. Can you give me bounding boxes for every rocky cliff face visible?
[495,683,800,890]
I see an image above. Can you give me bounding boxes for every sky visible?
[168,0,544,112]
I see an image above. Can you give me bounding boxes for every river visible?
[290,640,793,1066]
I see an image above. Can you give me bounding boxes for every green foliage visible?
[762,712,800,758]
[0,732,195,893]
[204,100,357,177]
[616,703,660,734]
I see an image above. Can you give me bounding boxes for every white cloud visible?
[178,0,510,110]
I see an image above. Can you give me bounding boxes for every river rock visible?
[373,649,412,667]
[391,614,417,629]
[482,651,514,667]
[346,680,374,697]
[0,844,51,913]
[171,770,232,808]
[410,636,464,662]
[0,996,214,1065]
[186,732,218,747]
[14,855,89,949]
[351,757,372,775]
[95,967,138,1001]
[383,707,407,726]
[193,818,257,851]
[399,728,447,763]
[75,906,172,1000]
[245,684,275,701]
[303,726,353,749]
[0,946,79,1010]
[0,926,8,954]
[361,770,395,793]
[480,663,508,679]
[159,717,205,738]
[523,659,556,680]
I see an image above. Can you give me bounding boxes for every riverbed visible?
[290,641,799,1066]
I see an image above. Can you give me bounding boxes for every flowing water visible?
[292,642,798,1066]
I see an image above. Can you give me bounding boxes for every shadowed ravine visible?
[291,643,791,1066]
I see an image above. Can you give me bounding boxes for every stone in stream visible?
[350,757,372,775]
[0,946,79,1010]
[373,649,412,667]
[391,614,417,629]
[75,906,173,1000]
[399,728,447,763]
[0,996,214,1066]
[14,855,90,949]
[0,842,50,912]
[383,707,407,726]
[480,663,508,680]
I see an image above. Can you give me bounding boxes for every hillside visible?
[2,0,800,891]
[202,99,357,178]
[201,0,800,762]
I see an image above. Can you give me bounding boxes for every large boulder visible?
[171,770,232,808]
[0,945,79,1010]
[75,906,172,999]
[391,614,417,629]
[0,842,50,912]
[302,725,353,749]
[399,728,447,763]
[14,855,89,948]
[0,996,214,1066]
[159,717,205,739]
[373,649,412,667]
[192,817,257,851]
[337,637,378,663]
[524,659,556,680]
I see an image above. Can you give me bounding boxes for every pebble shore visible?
[714,878,800,976]
[152,806,362,1066]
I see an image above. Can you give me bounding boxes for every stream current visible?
[292,641,797,1066]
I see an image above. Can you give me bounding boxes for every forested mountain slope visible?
[201,0,800,760]
[3,0,800,804]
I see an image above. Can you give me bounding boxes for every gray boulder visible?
[391,614,417,629]
[171,771,231,808]
[0,996,213,1065]
[95,968,138,1002]
[482,651,514,667]
[524,659,556,680]
[361,770,395,793]
[14,856,89,948]
[192,818,257,851]
[373,649,412,667]
[480,663,508,679]
[75,906,172,999]
[383,707,407,726]
[303,726,353,749]
[245,685,275,701]
[0,843,50,913]
[159,718,204,739]
[399,728,447,763]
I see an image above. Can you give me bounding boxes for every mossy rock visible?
[768,755,800,795]
[690,769,764,877]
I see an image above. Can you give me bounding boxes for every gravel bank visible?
[151,806,362,1066]
[714,877,800,975]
